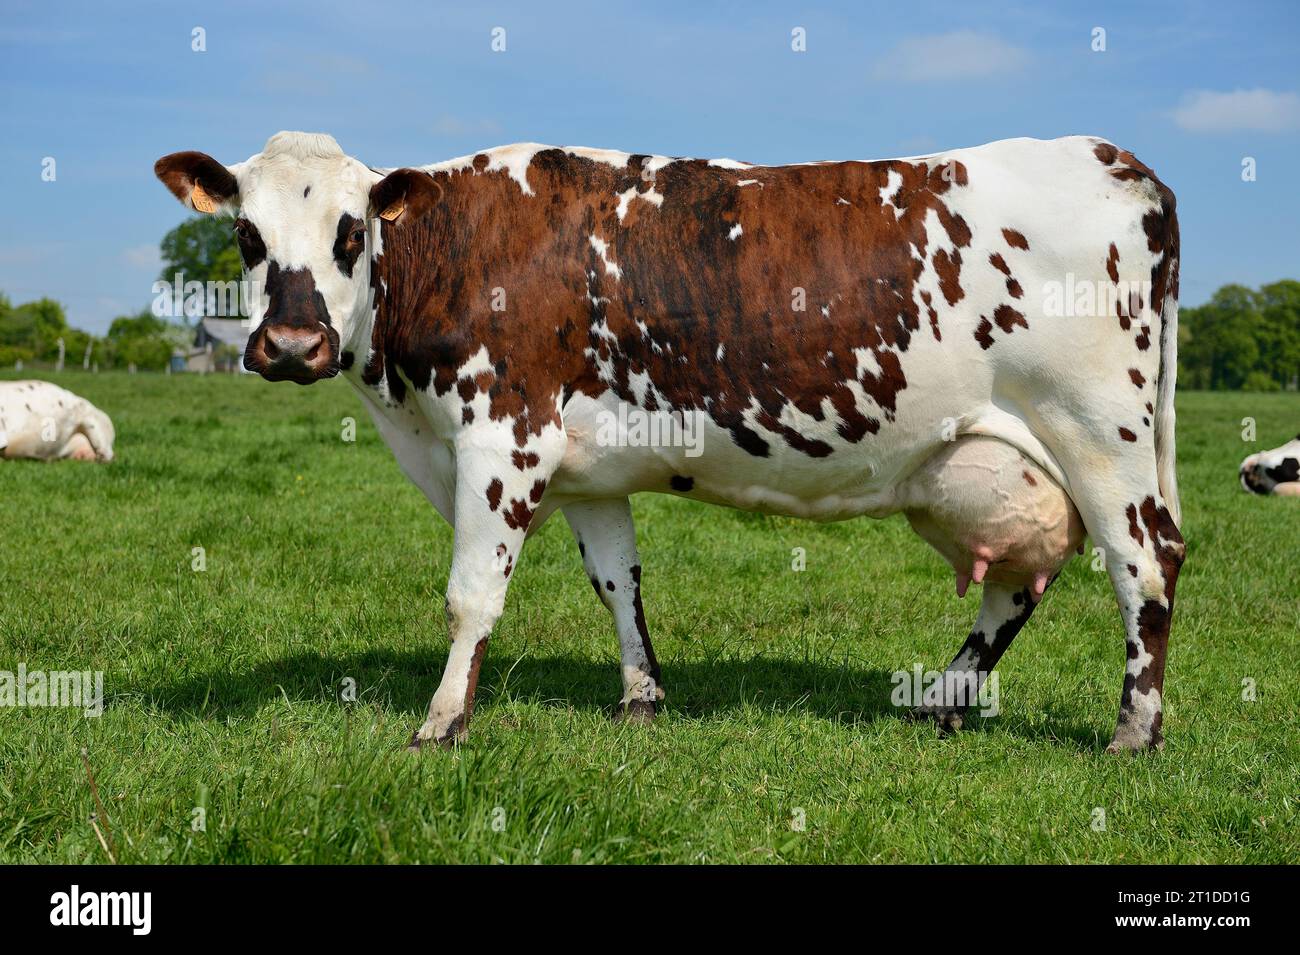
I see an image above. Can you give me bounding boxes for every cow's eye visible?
[350,228,366,244]
[233,219,249,240]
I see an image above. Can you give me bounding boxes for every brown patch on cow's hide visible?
[1129,368,1145,388]
[1129,496,1185,708]
[1022,470,1037,486]
[934,249,964,306]
[503,498,534,530]
[512,450,540,470]
[365,150,977,456]
[1106,243,1120,283]
[920,290,940,341]
[1134,325,1151,350]
[975,305,1027,349]
[486,478,503,511]
[1118,427,1137,442]
[993,304,1026,335]
[462,637,489,719]
[1126,503,1144,547]
[987,250,1024,297]
[529,478,547,503]
[1001,228,1029,250]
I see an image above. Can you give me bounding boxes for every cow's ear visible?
[369,169,442,225]
[154,151,239,215]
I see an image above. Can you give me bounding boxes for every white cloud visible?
[1172,89,1300,133]
[122,244,160,269]
[874,31,1030,83]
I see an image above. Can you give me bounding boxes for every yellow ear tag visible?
[191,181,218,214]
[379,199,404,222]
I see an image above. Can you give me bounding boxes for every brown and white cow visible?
[0,381,115,462]
[155,131,1184,753]
[1240,435,1300,496]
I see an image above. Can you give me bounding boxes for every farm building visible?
[171,317,252,373]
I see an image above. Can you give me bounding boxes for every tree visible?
[1180,285,1262,390]
[158,216,242,307]
[1180,282,1300,390]
[1255,280,1300,390]
[0,297,70,362]
[105,309,183,371]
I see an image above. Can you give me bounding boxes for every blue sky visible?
[2,0,1297,334]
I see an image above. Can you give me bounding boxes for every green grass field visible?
[1,371,1296,863]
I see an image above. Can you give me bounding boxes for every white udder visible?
[897,436,1085,599]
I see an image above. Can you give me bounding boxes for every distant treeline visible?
[3,213,1298,388]
[0,294,185,371]
[1179,281,1300,391]
[0,217,241,371]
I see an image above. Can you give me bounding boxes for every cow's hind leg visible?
[1061,474,1185,752]
[562,498,663,722]
[913,581,1037,733]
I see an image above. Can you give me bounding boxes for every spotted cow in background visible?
[0,381,115,462]
[155,131,1184,753]
[1240,436,1300,496]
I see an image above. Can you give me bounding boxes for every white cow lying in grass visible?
[1240,435,1300,497]
[0,381,115,462]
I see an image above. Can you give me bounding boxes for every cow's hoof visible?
[406,716,465,751]
[612,700,656,724]
[1104,735,1164,754]
[909,706,965,735]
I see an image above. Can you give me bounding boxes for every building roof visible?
[195,317,253,349]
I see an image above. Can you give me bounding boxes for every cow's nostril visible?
[304,335,323,363]
[263,334,280,360]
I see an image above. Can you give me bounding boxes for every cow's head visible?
[82,406,116,462]
[154,132,440,384]
[1239,435,1300,496]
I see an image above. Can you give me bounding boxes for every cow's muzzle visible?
[1240,463,1270,495]
[245,323,340,384]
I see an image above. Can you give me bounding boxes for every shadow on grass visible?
[126,648,1112,750]
[131,649,894,724]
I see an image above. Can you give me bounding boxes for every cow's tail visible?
[1153,199,1181,528]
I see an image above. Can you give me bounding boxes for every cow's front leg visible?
[562,497,663,722]
[912,581,1037,733]
[408,427,562,750]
